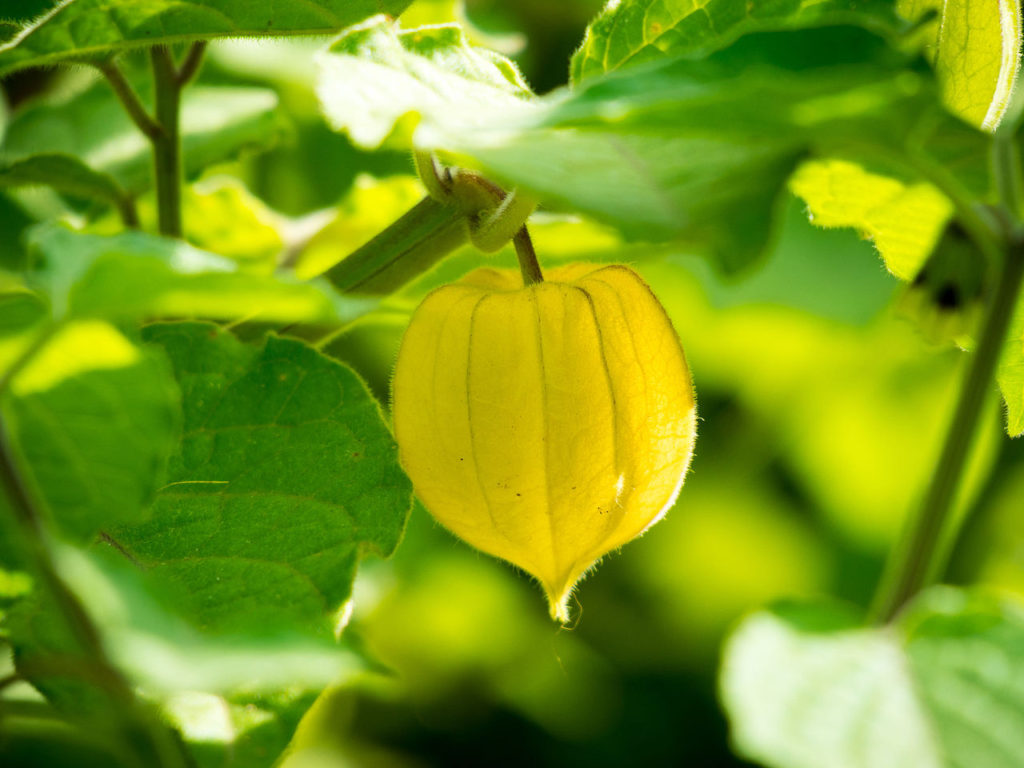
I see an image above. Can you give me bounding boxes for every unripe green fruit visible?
[392,264,697,621]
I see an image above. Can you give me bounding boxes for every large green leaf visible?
[571,0,905,83]
[27,224,367,325]
[316,16,533,150]
[319,21,929,270]
[106,323,411,636]
[899,0,1022,130]
[1,82,281,195]
[0,0,415,76]
[2,320,179,543]
[721,587,1024,768]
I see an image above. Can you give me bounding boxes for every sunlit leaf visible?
[316,16,534,150]
[721,600,941,768]
[721,587,1024,768]
[106,322,412,635]
[0,0,416,76]
[2,320,179,543]
[790,157,953,280]
[571,0,905,83]
[899,0,1023,130]
[109,176,286,272]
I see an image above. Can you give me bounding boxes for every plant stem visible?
[97,61,162,140]
[150,46,184,238]
[117,196,141,229]
[993,131,1024,223]
[872,240,1024,623]
[100,43,205,237]
[514,226,544,285]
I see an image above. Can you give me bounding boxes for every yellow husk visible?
[392,264,697,621]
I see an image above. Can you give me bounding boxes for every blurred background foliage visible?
[2,1,1023,766]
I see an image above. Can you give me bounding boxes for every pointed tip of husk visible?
[542,576,578,624]
[548,592,571,624]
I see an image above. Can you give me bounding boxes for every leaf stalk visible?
[872,237,1024,622]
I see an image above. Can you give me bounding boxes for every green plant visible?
[1,1,1023,766]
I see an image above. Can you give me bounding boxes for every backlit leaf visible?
[898,0,1022,130]
[316,15,533,150]
[721,587,1024,768]
[789,157,953,280]
[571,0,905,83]
[0,0,415,76]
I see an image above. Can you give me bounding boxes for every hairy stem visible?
[150,46,184,238]
[872,240,1024,622]
[97,61,161,140]
[993,131,1024,223]
[514,227,544,285]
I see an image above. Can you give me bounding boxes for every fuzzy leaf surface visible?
[721,588,1024,768]
[106,323,411,635]
[789,157,953,281]
[899,0,1022,130]
[571,0,905,83]
[0,0,415,76]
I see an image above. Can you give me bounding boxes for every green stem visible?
[872,240,1024,623]
[513,226,544,285]
[993,131,1024,224]
[117,195,141,229]
[97,61,162,140]
[150,46,184,238]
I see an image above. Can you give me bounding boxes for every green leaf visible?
[898,0,1023,131]
[790,157,954,281]
[903,590,1024,765]
[2,82,282,196]
[0,0,416,76]
[316,16,534,150]
[64,545,363,695]
[28,224,359,325]
[2,320,180,543]
[721,587,1024,768]
[106,322,411,636]
[571,0,906,83]
[5,543,353,762]
[339,22,927,270]
[0,153,131,216]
